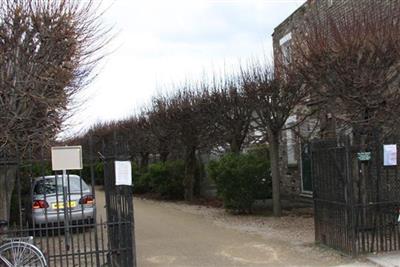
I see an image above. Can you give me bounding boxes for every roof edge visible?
[272,0,309,36]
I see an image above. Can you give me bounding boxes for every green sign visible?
[357,152,371,161]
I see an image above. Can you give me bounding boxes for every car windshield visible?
[34,176,89,195]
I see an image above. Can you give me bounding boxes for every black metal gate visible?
[312,136,400,256]
[0,135,136,266]
[102,135,136,267]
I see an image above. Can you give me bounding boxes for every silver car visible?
[30,175,95,225]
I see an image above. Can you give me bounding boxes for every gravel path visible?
[134,197,374,267]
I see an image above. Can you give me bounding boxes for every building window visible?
[279,32,292,46]
[328,0,334,7]
[286,129,296,165]
[279,32,292,65]
[282,43,291,65]
[300,142,313,193]
[285,115,297,165]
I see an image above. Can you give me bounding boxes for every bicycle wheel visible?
[0,241,47,267]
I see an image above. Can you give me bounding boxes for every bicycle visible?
[0,220,47,267]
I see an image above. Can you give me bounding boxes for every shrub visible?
[94,162,105,185]
[78,162,105,185]
[207,152,271,213]
[136,160,185,199]
[133,162,152,194]
[133,173,152,194]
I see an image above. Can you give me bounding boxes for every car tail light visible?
[79,195,95,205]
[32,200,49,209]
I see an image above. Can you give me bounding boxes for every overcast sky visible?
[66,0,306,136]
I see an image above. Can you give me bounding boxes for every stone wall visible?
[271,0,393,197]
[279,129,302,197]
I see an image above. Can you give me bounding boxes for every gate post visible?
[344,136,357,256]
[102,131,136,267]
[310,140,319,244]
[89,135,102,267]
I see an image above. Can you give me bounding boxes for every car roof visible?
[33,175,81,182]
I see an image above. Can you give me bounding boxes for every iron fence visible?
[0,219,132,267]
[0,135,136,266]
[312,136,400,256]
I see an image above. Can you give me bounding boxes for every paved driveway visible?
[133,198,374,267]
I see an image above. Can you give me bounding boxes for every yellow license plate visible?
[52,201,77,209]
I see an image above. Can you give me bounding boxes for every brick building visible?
[271,0,393,198]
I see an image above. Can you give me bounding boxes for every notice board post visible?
[51,146,83,251]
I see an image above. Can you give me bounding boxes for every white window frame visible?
[285,115,297,165]
[279,32,292,46]
[300,141,313,195]
[280,32,292,65]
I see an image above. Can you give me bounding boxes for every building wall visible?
[272,1,311,198]
[271,0,388,197]
[279,128,302,197]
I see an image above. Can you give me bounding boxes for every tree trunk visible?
[0,165,17,221]
[139,152,149,172]
[230,139,240,154]
[359,134,368,225]
[158,141,169,162]
[269,130,282,217]
[183,146,196,201]
[159,151,169,162]
[230,129,246,154]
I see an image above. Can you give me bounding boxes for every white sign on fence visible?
[383,144,397,166]
[115,161,132,186]
[51,146,83,171]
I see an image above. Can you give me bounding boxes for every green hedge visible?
[207,151,271,213]
[134,160,185,199]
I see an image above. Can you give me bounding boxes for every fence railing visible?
[312,136,400,255]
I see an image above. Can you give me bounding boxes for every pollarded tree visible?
[148,96,177,162]
[161,84,217,201]
[0,0,109,152]
[291,0,400,213]
[242,62,309,217]
[0,0,109,221]
[119,115,155,171]
[291,0,400,138]
[210,73,254,153]
[83,122,114,149]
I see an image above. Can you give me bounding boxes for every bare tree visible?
[119,115,155,171]
[210,73,254,153]
[291,0,400,138]
[148,96,177,162]
[290,0,400,218]
[243,61,309,216]
[160,84,216,201]
[0,0,109,221]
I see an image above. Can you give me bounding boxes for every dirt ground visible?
[133,197,374,267]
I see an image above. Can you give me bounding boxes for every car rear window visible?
[34,176,90,195]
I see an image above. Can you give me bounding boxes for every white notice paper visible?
[115,161,132,186]
[383,144,397,166]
